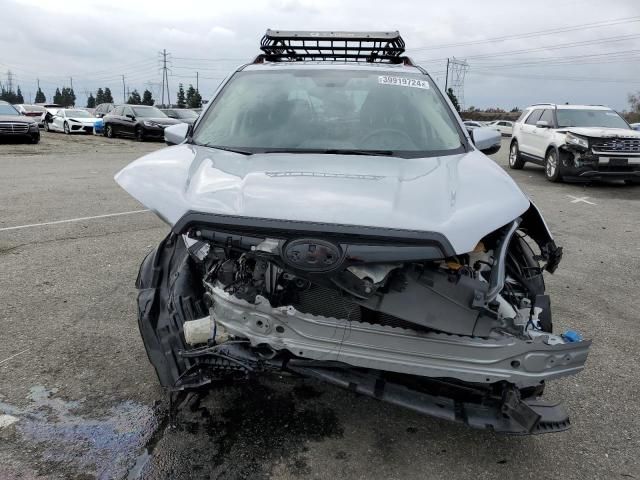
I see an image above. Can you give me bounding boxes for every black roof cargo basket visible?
[257,29,410,64]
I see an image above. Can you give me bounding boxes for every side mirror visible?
[536,120,550,128]
[126,114,135,120]
[471,127,501,155]
[164,123,190,146]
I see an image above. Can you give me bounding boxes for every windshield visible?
[24,105,45,112]
[66,110,92,118]
[176,109,198,118]
[192,69,463,157]
[132,106,167,118]
[0,104,19,115]
[556,109,629,129]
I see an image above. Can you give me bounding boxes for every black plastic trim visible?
[172,211,456,257]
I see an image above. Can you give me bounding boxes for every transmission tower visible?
[6,70,14,92]
[445,58,469,110]
[159,49,172,107]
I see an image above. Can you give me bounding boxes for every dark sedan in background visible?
[0,101,40,143]
[103,105,180,141]
[160,108,199,125]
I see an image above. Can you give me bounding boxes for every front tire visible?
[135,126,145,142]
[508,141,525,169]
[30,133,40,144]
[63,122,70,135]
[544,149,562,182]
[136,233,208,386]
[106,124,115,139]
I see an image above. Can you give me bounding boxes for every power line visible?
[407,15,640,52]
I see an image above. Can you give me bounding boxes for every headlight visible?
[565,133,589,149]
[143,120,158,127]
[29,123,38,131]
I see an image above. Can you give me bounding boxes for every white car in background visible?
[488,120,514,136]
[45,109,98,134]
[462,120,483,129]
[14,104,47,127]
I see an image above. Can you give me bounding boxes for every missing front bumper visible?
[205,284,590,389]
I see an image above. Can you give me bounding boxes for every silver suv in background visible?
[509,103,640,183]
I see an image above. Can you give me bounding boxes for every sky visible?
[1,0,639,110]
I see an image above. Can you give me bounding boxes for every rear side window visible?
[524,109,543,125]
[539,109,554,126]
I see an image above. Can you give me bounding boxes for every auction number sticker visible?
[378,75,429,89]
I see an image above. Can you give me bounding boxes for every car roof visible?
[527,104,613,111]
[242,60,424,75]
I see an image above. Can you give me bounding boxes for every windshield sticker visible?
[378,75,429,89]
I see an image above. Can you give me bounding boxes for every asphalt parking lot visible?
[1,131,639,480]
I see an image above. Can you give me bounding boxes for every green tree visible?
[103,87,114,103]
[629,91,640,113]
[60,87,76,106]
[35,87,46,103]
[86,93,96,108]
[95,88,104,104]
[127,89,142,105]
[446,88,461,113]
[16,86,24,104]
[186,84,202,108]
[53,88,63,104]
[176,83,186,108]
[141,89,154,106]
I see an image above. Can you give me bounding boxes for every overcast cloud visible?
[1,0,639,110]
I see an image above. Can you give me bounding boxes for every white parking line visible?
[0,348,30,366]
[567,195,597,205]
[0,210,150,232]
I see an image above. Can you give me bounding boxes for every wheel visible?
[508,141,525,169]
[30,134,40,144]
[136,233,208,386]
[106,124,115,139]
[544,149,562,182]
[63,122,70,135]
[135,127,145,142]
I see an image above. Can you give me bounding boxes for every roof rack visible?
[256,29,409,64]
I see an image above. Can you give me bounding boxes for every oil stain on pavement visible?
[0,378,343,480]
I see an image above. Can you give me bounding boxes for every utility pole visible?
[122,75,126,103]
[445,59,450,91]
[196,71,199,92]
[70,77,73,91]
[37,78,40,91]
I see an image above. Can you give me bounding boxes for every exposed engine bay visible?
[135,204,590,435]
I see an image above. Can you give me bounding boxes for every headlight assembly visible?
[143,120,158,127]
[565,133,589,149]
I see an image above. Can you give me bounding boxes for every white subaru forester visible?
[509,103,640,183]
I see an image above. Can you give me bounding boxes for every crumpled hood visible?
[115,145,530,254]
[558,127,640,138]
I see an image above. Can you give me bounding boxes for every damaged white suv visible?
[509,103,640,182]
[116,31,590,434]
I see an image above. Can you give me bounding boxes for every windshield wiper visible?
[264,148,394,156]
[192,142,254,155]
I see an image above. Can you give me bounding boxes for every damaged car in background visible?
[116,30,591,434]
